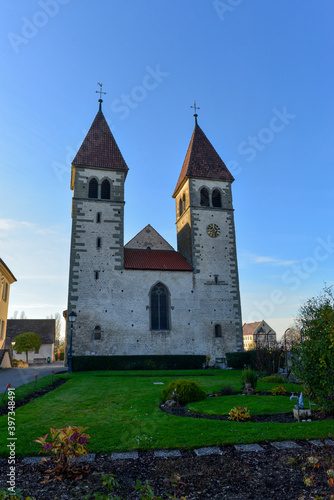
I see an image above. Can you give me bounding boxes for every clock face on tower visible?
[206,223,221,238]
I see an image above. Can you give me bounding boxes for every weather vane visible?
[96,83,107,111]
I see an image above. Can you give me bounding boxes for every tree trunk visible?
[25,351,29,364]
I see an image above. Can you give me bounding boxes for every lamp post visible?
[67,311,77,373]
[284,328,290,373]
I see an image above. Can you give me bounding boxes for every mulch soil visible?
[161,401,333,423]
[0,385,333,499]
[1,444,334,499]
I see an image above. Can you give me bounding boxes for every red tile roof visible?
[72,110,129,173]
[242,322,262,336]
[124,248,193,271]
[173,122,234,197]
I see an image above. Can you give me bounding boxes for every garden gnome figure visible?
[295,392,304,409]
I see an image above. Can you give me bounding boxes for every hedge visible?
[71,355,206,372]
[225,351,257,370]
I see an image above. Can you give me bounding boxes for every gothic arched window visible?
[101,179,111,200]
[200,188,210,206]
[151,283,169,331]
[212,189,222,208]
[215,324,222,337]
[88,178,98,199]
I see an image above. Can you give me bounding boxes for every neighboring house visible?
[0,259,16,368]
[66,99,243,362]
[243,321,277,350]
[6,319,56,364]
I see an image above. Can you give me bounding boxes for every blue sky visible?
[1,0,333,338]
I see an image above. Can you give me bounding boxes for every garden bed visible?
[160,402,334,423]
[1,443,334,499]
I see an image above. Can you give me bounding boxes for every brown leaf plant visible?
[33,425,90,481]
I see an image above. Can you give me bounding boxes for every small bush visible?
[241,368,258,390]
[220,385,235,395]
[161,380,206,405]
[228,406,251,422]
[33,426,90,479]
[270,385,287,396]
[261,375,285,383]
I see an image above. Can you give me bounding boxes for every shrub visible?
[33,426,90,479]
[220,385,235,395]
[241,368,258,390]
[225,351,256,370]
[228,406,251,422]
[260,375,285,383]
[292,285,334,412]
[161,380,206,405]
[255,345,285,374]
[72,355,206,371]
[270,385,287,396]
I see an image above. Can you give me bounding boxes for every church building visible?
[66,98,243,362]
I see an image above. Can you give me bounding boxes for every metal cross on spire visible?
[190,99,200,125]
[96,83,107,111]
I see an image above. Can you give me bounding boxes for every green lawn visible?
[188,395,313,415]
[0,370,333,458]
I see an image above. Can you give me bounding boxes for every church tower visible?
[173,112,243,352]
[67,99,129,354]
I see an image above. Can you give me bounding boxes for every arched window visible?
[101,179,111,200]
[179,198,183,216]
[151,283,169,331]
[93,325,101,340]
[200,188,210,206]
[212,189,222,208]
[88,178,98,198]
[215,324,222,338]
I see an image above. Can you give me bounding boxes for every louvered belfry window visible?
[200,187,209,206]
[151,283,169,330]
[88,178,98,198]
[101,179,111,199]
[212,189,222,208]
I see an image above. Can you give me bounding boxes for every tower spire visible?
[96,83,107,112]
[190,99,200,126]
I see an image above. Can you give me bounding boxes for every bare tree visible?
[47,313,64,346]
[282,325,301,350]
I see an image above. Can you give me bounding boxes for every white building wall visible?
[13,344,54,363]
